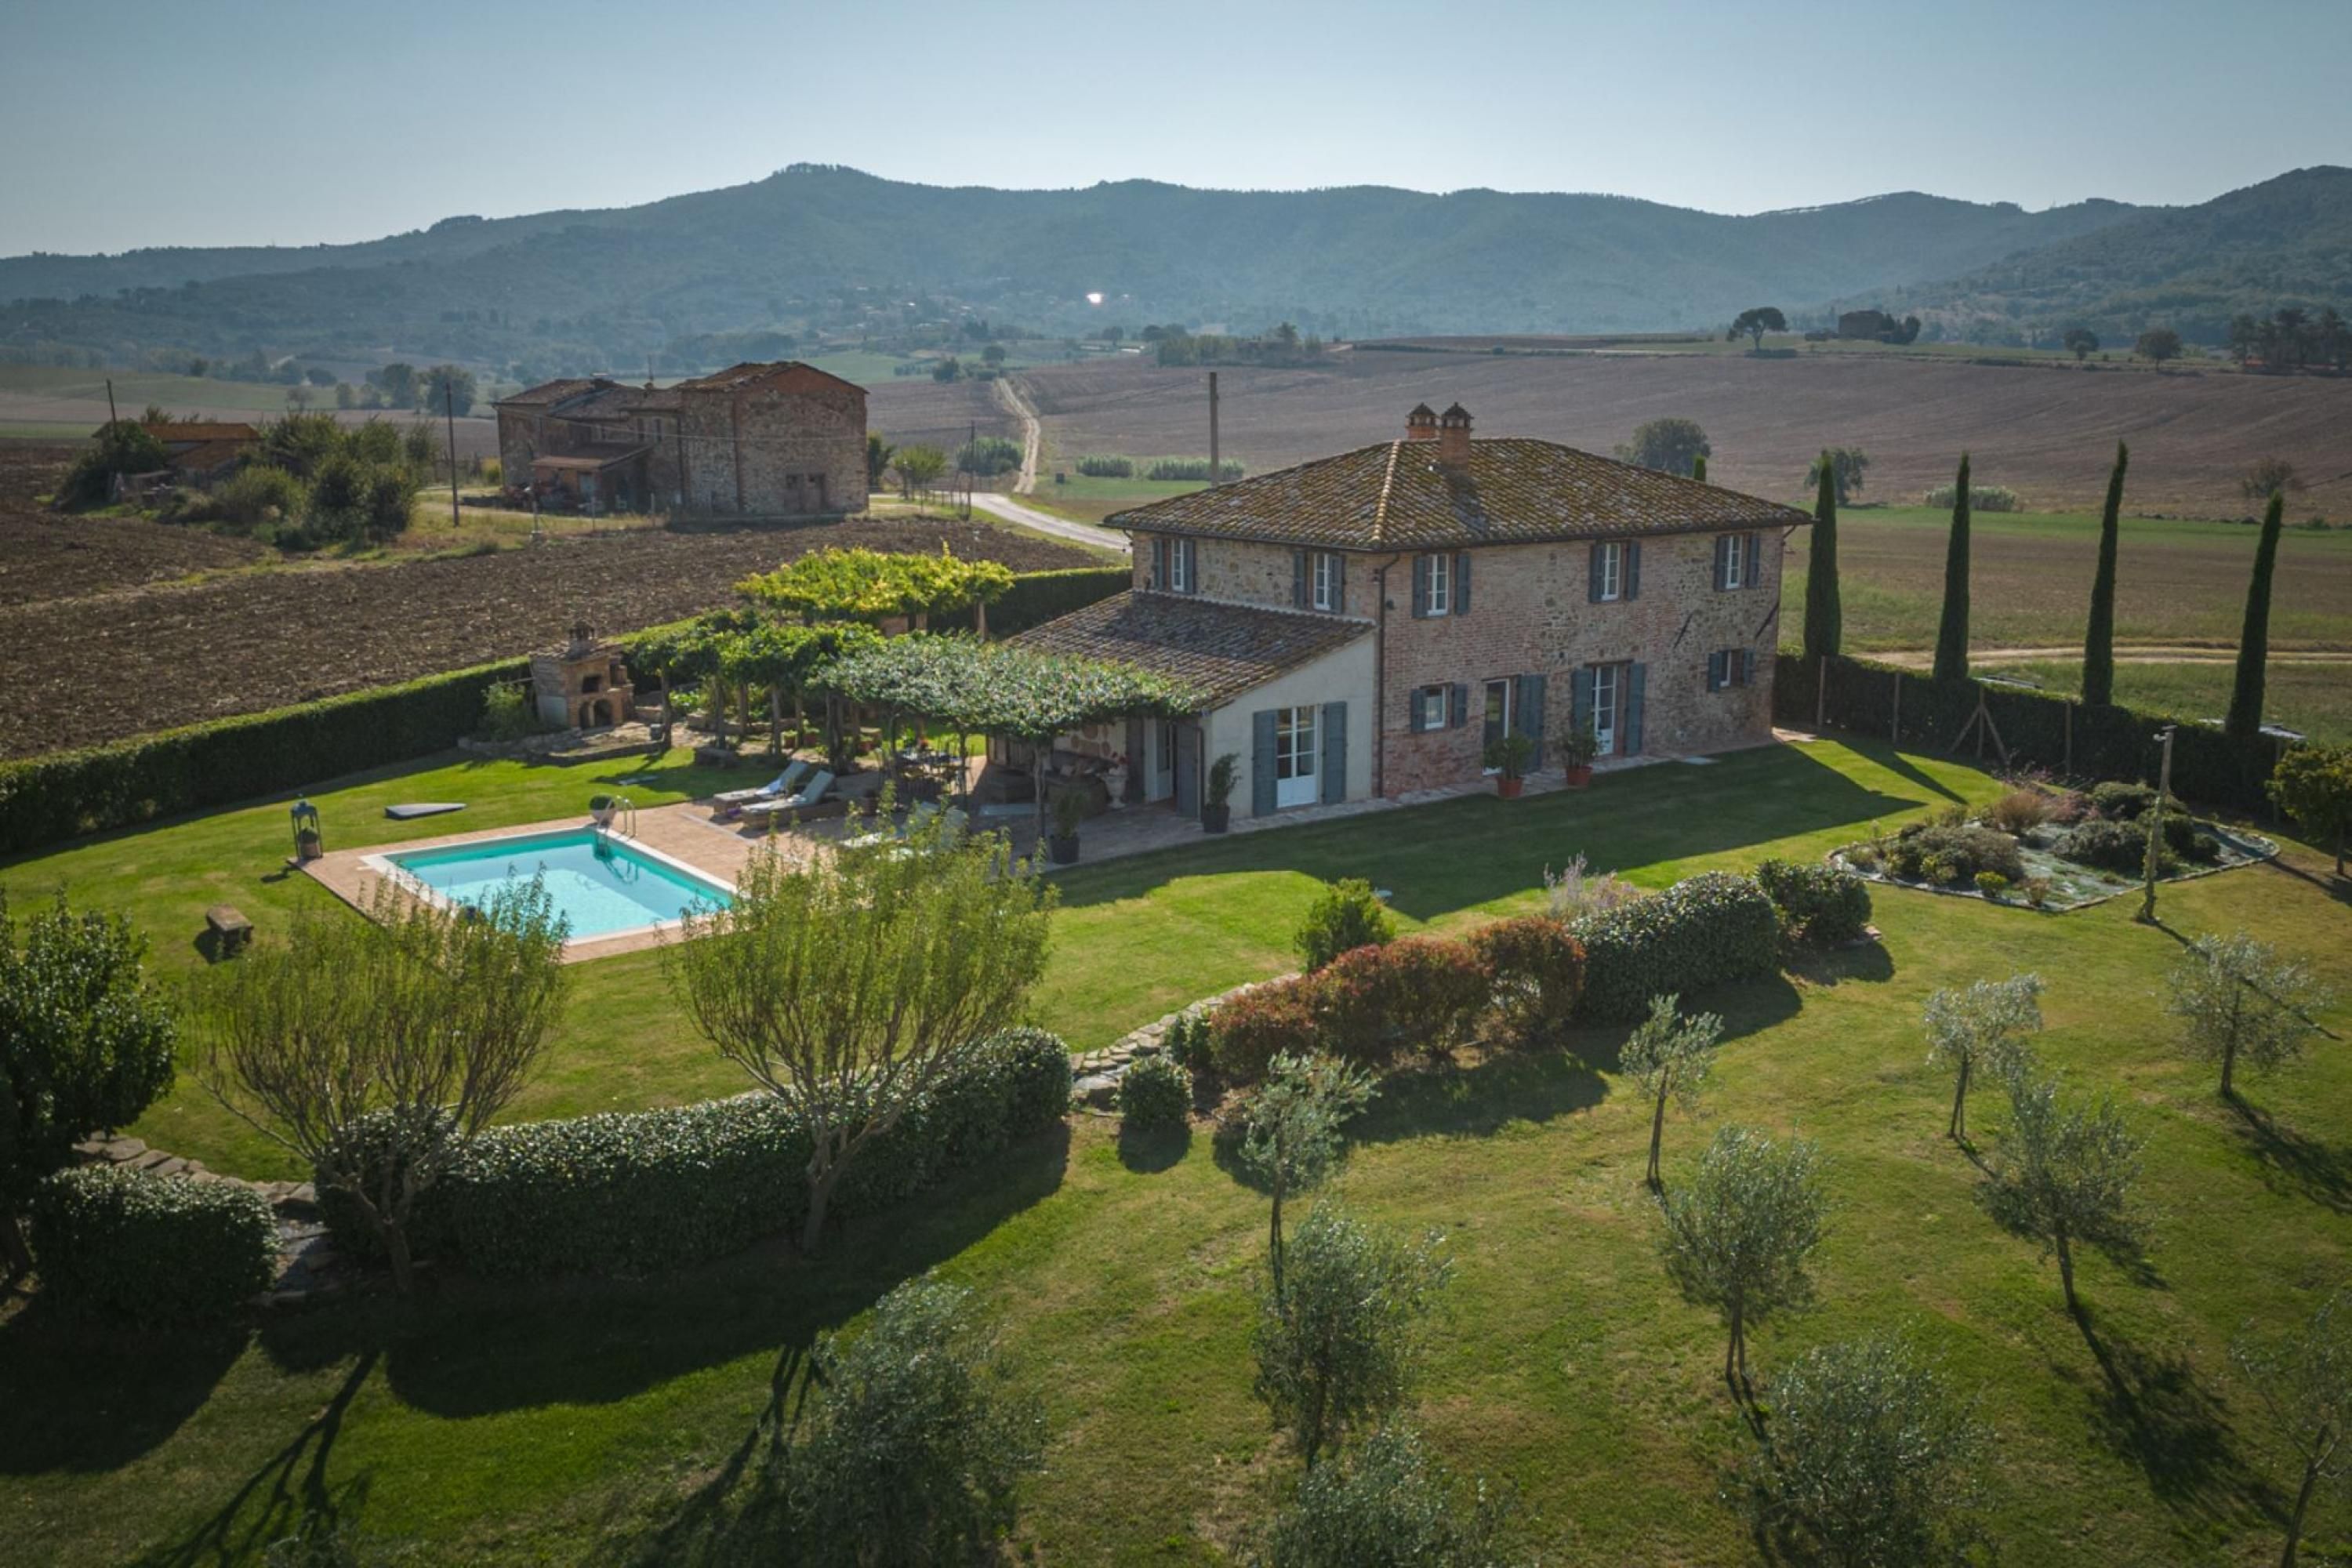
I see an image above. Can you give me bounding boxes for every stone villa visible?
[492,361,867,516]
[1015,404,1810,822]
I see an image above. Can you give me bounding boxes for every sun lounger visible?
[735,770,834,826]
[712,760,810,812]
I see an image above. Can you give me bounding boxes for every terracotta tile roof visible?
[624,387,684,412]
[672,361,868,397]
[140,422,257,445]
[495,376,615,409]
[165,440,252,474]
[1013,591,1370,709]
[1108,438,1811,550]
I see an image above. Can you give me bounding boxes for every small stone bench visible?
[205,905,253,956]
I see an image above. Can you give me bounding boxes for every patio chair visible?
[712,759,811,811]
[735,770,834,826]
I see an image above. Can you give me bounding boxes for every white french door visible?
[1591,663,1622,757]
[1275,706,1319,808]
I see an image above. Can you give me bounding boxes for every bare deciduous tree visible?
[1621,993,1723,1189]
[671,813,1054,1251]
[1923,973,2043,1142]
[198,880,568,1294]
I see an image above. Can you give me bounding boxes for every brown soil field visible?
[1010,350,2352,517]
[0,505,1095,760]
[864,374,1021,454]
[0,446,273,604]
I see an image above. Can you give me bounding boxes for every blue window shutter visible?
[1151,537,1168,589]
[1707,650,1724,691]
[1292,550,1307,608]
[1252,710,1278,815]
[1411,554,1432,618]
[1625,663,1647,754]
[1746,532,1762,590]
[1742,648,1758,685]
[1515,673,1547,769]
[1571,666,1596,734]
[1626,540,1642,600]
[1454,551,1471,615]
[1588,543,1603,603]
[1320,701,1347,804]
[1712,535,1730,591]
[1334,553,1346,612]
[1183,538,1200,594]
[1449,683,1468,728]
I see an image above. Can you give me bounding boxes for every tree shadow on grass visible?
[2057,1305,2272,1530]
[1116,1122,1191,1174]
[2226,1097,2352,1215]
[1782,938,1895,990]
[0,1306,250,1475]
[381,1123,1070,1418]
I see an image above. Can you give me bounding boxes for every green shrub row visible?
[318,1029,1072,1277]
[1776,653,2285,816]
[1571,871,1781,1024]
[1074,455,1134,477]
[1755,858,1874,945]
[30,1164,278,1322]
[984,567,1131,637]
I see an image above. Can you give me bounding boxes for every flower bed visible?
[1832,809,2276,913]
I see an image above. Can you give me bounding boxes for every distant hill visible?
[1840,166,2352,344]
[2,165,2336,372]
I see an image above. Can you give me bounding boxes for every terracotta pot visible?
[1564,765,1594,789]
[1496,775,1525,799]
[591,805,617,828]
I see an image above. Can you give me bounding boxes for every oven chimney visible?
[1405,402,1438,442]
[1437,403,1472,466]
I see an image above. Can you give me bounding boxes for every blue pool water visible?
[385,829,731,938]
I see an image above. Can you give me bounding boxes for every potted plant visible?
[1560,724,1601,789]
[1048,787,1085,866]
[1202,753,1239,833]
[589,793,617,828]
[1483,732,1536,798]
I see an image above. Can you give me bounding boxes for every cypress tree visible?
[1932,454,1973,683]
[2226,490,2285,740]
[1802,449,1842,660]
[1693,453,1708,482]
[2081,441,2128,706]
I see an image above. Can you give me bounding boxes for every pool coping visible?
[360,826,737,952]
[301,804,786,963]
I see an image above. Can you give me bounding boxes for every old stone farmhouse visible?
[1015,404,1810,822]
[492,361,867,516]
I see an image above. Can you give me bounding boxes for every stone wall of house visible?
[679,385,867,516]
[1131,532,1368,619]
[1380,529,1783,796]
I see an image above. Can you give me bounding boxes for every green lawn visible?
[5,737,2351,1563]
[1976,657,2352,746]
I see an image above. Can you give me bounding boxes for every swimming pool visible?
[368,829,733,941]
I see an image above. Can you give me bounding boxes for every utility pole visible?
[445,381,461,530]
[105,377,118,426]
[2137,724,2176,923]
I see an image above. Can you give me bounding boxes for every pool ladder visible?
[608,795,638,838]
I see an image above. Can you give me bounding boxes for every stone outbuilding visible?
[531,623,636,730]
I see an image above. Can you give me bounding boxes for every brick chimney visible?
[1405,403,1438,442]
[1437,403,1472,466]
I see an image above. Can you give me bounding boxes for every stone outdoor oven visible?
[531,622,637,730]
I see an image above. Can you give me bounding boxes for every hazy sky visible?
[6,0,2347,256]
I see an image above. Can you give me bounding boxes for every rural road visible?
[991,375,1043,495]
[1875,644,2352,668]
[969,489,1123,554]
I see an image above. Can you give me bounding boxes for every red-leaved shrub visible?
[1468,916,1587,1043]
[1207,977,1322,1082]
[1314,935,1493,1067]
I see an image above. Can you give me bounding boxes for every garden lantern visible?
[291,797,324,862]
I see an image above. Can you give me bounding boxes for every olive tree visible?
[2231,1285,2352,1568]
[2166,931,2330,1100]
[1657,1125,1831,1394]
[0,894,178,1276]
[199,880,568,1294]
[1744,1334,1991,1567]
[1258,1422,1519,1567]
[1922,973,2043,1142]
[672,811,1055,1251]
[1240,1051,1377,1301]
[1253,1202,1450,1468]
[1621,992,1723,1189]
[2268,742,2352,876]
[1976,1068,2148,1316]
[782,1276,1045,1564]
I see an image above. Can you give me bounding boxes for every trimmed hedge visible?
[1775,652,2285,815]
[1314,935,1492,1068]
[1572,871,1780,1024]
[985,568,1131,638]
[31,1165,278,1321]
[318,1029,1072,1278]
[1468,915,1587,1040]
[1755,858,1872,945]
[1117,1053,1193,1131]
[1207,978,1321,1083]
[0,658,525,858]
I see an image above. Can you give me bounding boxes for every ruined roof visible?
[670,360,868,397]
[1012,591,1370,709]
[163,440,255,473]
[1107,438,1812,550]
[495,376,615,409]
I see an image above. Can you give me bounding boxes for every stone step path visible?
[1067,977,1280,1108]
[71,1134,351,1308]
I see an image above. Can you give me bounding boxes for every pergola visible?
[819,633,1206,838]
